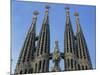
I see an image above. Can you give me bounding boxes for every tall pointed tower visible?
[74,11,92,70]
[64,7,77,71]
[52,41,61,72]
[34,5,50,73]
[15,11,39,74]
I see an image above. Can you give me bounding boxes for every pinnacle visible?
[65,5,70,10]
[33,10,39,15]
[74,12,79,16]
[45,5,50,9]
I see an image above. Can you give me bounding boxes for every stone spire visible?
[74,12,81,33]
[64,7,77,71]
[74,11,92,70]
[15,10,39,74]
[52,41,61,72]
[35,5,50,73]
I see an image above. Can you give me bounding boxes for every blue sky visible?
[12,0,96,74]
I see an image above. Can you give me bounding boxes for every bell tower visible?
[64,7,77,71]
[34,5,50,73]
[74,11,92,70]
[15,10,39,74]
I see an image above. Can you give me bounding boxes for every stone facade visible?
[14,6,92,74]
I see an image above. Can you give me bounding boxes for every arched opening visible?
[30,68,33,73]
[24,69,27,74]
[74,61,76,69]
[85,65,88,70]
[67,59,69,68]
[29,68,33,73]
[20,70,23,74]
[71,59,73,69]
[39,61,42,71]
[43,60,45,72]
[82,65,84,70]
[78,64,80,70]
[35,63,37,72]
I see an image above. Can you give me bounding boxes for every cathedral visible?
[14,5,92,74]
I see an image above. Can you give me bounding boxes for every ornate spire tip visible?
[45,5,50,9]
[33,10,39,15]
[55,40,58,44]
[74,12,79,16]
[65,6,69,10]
